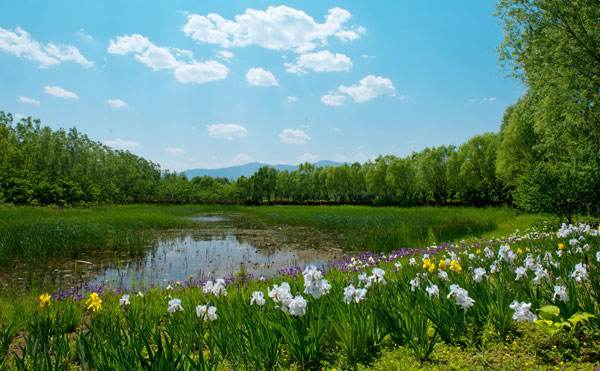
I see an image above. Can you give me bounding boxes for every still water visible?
[90,230,335,287]
[7,214,340,291]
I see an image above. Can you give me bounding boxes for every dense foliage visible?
[0,111,506,207]
[1,0,599,220]
[0,113,160,205]
[1,224,598,369]
[495,0,600,221]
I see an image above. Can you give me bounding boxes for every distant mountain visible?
[184,160,341,180]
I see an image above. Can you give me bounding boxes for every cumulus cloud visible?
[286,96,298,103]
[246,67,278,86]
[231,153,253,164]
[103,138,141,151]
[165,147,186,156]
[321,76,395,106]
[217,50,234,60]
[338,75,395,103]
[106,98,127,109]
[207,123,248,140]
[279,128,310,144]
[0,27,93,68]
[174,61,229,84]
[44,86,78,99]
[107,34,228,84]
[321,92,347,106]
[285,50,352,74]
[182,6,364,53]
[18,96,40,105]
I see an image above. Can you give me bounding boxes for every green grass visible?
[240,205,550,252]
[0,204,211,265]
[0,204,550,266]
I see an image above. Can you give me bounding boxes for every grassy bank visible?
[0,224,598,369]
[242,206,549,252]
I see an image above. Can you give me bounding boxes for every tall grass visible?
[0,205,207,265]
[242,206,548,252]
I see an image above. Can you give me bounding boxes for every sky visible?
[0,1,524,171]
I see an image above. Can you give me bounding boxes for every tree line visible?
[1,0,598,221]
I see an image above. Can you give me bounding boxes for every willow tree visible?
[496,0,600,219]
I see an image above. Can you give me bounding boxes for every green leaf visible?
[568,312,596,327]
[538,305,560,321]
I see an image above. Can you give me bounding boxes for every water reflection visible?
[2,215,340,292]
[91,231,334,288]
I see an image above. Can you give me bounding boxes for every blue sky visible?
[0,1,524,171]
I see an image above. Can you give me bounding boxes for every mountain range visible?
[184,160,341,180]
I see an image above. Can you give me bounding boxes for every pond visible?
[2,214,342,292]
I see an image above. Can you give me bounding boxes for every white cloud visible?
[279,128,310,144]
[207,123,248,140]
[338,75,395,103]
[182,6,364,53]
[106,98,127,109]
[135,44,179,70]
[333,127,341,133]
[44,86,78,100]
[469,97,497,103]
[285,50,352,74]
[217,50,234,60]
[103,138,141,151]
[286,96,298,103]
[0,26,93,68]
[321,92,346,106]
[336,26,366,42]
[298,152,319,162]
[174,61,229,84]
[107,34,150,54]
[76,29,95,42]
[107,34,228,84]
[246,67,278,86]
[18,96,40,105]
[165,147,186,156]
[231,153,253,164]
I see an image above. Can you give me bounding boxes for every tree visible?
[385,158,417,206]
[414,146,452,204]
[496,0,600,217]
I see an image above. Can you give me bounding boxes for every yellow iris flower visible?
[86,292,102,313]
[39,293,51,308]
[450,259,462,273]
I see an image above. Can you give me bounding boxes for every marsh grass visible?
[241,206,548,252]
[0,205,209,265]
[0,205,547,267]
